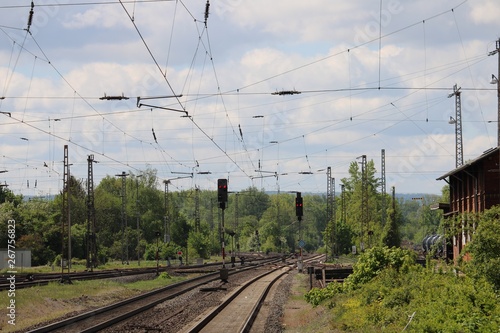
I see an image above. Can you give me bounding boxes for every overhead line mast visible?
[326,167,336,258]
[61,145,71,283]
[448,84,463,168]
[381,149,386,225]
[86,155,98,271]
[357,155,368,250]
[116,171,129,264]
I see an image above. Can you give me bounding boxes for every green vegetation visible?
[1,159,443,268]
[465,205,500,291]
[2,152,499,331]
[305,243,500,332]
[0,273,186,332]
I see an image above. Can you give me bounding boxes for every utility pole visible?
[195,186,200,232]
[163,180,170,244]
[136,174,142,265]
[381,149,387,225]
[327,167,333,222]
[332,177,336,255]
[68,163,72,271]
[448,84,463,167]
[86,155,98,271]
[341,184,346,224]
[488,38,500,146]
[326,167,333,260]
[357,155,368,250]
[162,175,192,244]
[326,167,336,258]
[0,182,9,204]
[392,186,396,219]
[61,145,71,283]
[116,172,129,264]
[234,192,239,256]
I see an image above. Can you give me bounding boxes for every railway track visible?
[0,268,160,291]
[181,254,324,333]
[0,254,272,291]
[25,256,285,333]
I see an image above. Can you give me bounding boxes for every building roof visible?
[436,146,500,181]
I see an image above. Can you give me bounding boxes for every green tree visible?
[171,212,190,249]
[382,206,401,248]
[305,194,328,252]
[259,194,295,253]
[94,176,122,256]
[399,195,442,245]
[237,215,259,251]
[235,187,270,220]
[334,220,355,255]
[340,159,382,250]
[8,199,59,265]
[0,186,23,206]
[189,230,210,259]
[17,233,55,266]
[48,175,88,260]
[467,205,500,290]
[441,184,450,203]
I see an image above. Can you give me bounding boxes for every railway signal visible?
[217,178,228,209]
[217,179,229,278]
[294,191,304,272]
[295,192,303,218]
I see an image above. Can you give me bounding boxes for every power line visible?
[0,1,175,9]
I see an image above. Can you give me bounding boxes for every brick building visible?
[436,147,500,262]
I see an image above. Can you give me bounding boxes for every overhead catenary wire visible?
[0,1,175,9]
[163,0,179,75]
[219,1,470,95]
[0,31,30,107]
[118,0,184,110]
[118,0,254,178]
[21,55,37,122]
[0,29,187,187]
[423,20,429,122]
[0,0,493,195]
[451,7,491,146]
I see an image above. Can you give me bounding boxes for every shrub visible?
[305,246,418,307]
[327,267,500,332]
[344,246,416,291]
[466,205,500,291]
[305,280,343,307]
[157,272,171,279]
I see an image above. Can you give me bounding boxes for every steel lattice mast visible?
[326,167,334,257]
[358,155,368,250]
[61,145,70,282]
[86,155,98,271]
[195,186,200,232]
[381,149,386,225]
[116,172,129,264]
[448,84,463,168]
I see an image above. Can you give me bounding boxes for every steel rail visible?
[0,255,274,291]
[183,254,323,333]
[26,257,283,333]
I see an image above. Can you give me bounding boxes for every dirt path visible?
[281,272,335,333]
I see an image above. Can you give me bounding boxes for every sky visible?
[0,0,500,198]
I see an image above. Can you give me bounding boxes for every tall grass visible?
[0,272,185,332]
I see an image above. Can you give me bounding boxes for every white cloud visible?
[62,7,127,29]
[0,0,500,195]
[469,0,500,25]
